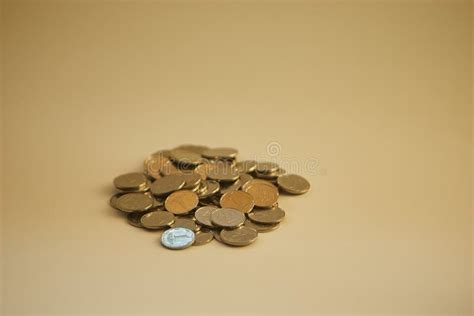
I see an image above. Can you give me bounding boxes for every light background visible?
[1,1,472,315]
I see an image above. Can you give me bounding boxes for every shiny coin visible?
[194,205,218,228]
[113,173,149,191]
[150,174,186,197]
[169,148,202,167]
[220,191,254,213]
[198,180,220,199]
[181,173,202,190]
[202,147,238,160]
[210,208,246,228]
[161,227,195,250]
[256,161,280,173]
[248,207,285,224]
[165,190,199,215]
[175,144,209,155]
[172,217,200,232]
[244,181,279,208]
[244,219,280,233]
[207,165,239,182]
[277,174,310,194]
[235,160,257,173]
[219,179,241,195]
[115,193,154,212]
[193,230,214,246]
[140,210,175,229]
[220,226,258,246]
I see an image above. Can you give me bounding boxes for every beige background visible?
[1,1,472,315]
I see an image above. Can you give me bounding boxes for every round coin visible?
[115,193,154,212]
[198,180,220,199]
[175,144,209,155]
[244,219,280,233]
[239,173,254,188]
[248,207,285,224]
[244,181,279,208]
[172,217,200,232]
[113,173,149,191]
[255,168,286,180]
[210,208,245,228]
[181,172,202,190]
[220,226,258,246]
[160,160,182,176]
[207,165,239,182]
[220,191,255,213]
[241,178,270,192]
[277,174,310,194]
[256,161,280,173]
[194,206,218,228]
[144,154,169,180]
[161,227,195,250]
[127,211,149,228]
[110,192,126,210]
[202,147,238,160]
[235,160,257,173]
[140,210,175,229]
[165,190,199,215]
[169,149,202,167]
[193,230,214,246]
[219,179,242,195]
[150,174,186,197]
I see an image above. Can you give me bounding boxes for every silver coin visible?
[161,227,195,250]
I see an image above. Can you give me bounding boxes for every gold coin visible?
[113,173,149,191]
[198,180,220,199]
[241,178,270,192]
[220,226,258,246]
[144,154,170,180]
[140,210,175,229]
[219,179,241,195]
[165,190,199,215]
[194,163,209,180]
[207,164,239,182]
[235,160,257,173]
[244,219,280,233]
[150,174,185,197]
[169,148,202,167]
[172,217,200,232]
[210,208,245,228]
[239,173,253,188]
[194,205,218,228]
[160,160,182,176]
[220,191,255,213]
[181,172,202,190]
[277,174,310,194]
[202,147,238,160]
[211,229,223,242]
[115,193,154,212]
[256,161,280,173]
[127,211,150,228]
[243,181,279,208]
[110,192,126,210]
[175,144,209,155]
[248,207,285,224]
[255,168,286,180]
[193,230,214,246]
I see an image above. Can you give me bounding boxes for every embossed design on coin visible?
[243,181,279,208]
[248,207,285,224]
[220,226,258,246]
[115,193,154,212]
[150,174,185,197]
[194,206,218,228]
[140,210,175,229]
[210,208,245,228]
[165,190,199,215]
[277,174,310,194]
[220,191,255,213]
[161,227,195,250]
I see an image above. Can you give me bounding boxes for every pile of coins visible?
[110,145,310,250]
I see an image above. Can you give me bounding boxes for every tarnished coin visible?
[113,173,149,192]
[220,226,258,246]
[169,149,202,167]
[256,161,280,173]
[194,205,218,228]
[172,217,200,232]
[235,160,257,173]
[161,227,195,250]
[115,193,154,212]
[198,180,220,199]
[244,219,280,233]
[207,165,239,182]
[248,207,285,224]
[244,181,279,208]
[210,208,245,228]
[219,179,242,195]
[127,211,149,228]
[110,192,126,210]
[212,229,223,242]
[150,174,186,197]
[181,173,202,190]
[175,144,209,155]
[140,210,175,229]
[165,190,199,215]
[202,147,238,160]
[193,230,214,246]
[277,174,310,194]
[220,191,255,213]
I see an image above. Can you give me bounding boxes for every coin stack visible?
[110,145,310,250]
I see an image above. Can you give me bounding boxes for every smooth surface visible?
[1,1,472,315]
